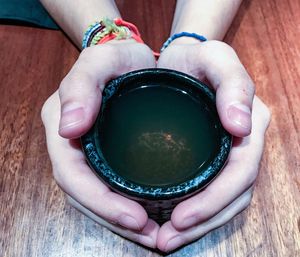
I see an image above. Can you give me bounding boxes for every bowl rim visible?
[81,68,232,200]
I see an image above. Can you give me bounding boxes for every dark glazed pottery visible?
[81,68,232,224]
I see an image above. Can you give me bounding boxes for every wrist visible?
[104,38,137,45]
[82,18,144,49]
[168,36,200,46]
[40,0,121,47]
[161,32,207,52]
[171,0,243,41]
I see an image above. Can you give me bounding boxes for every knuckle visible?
[246,168,259,188]
[229,71,256,99]
[255,98,272,126]
[51,163,69,193]
[237,79,255,98]
[41,92,57,124]
[261,104,272,125]
[59,71,91,98]
[242,81,255,100]
[41,99,51,124]
[51,163,63,185]
[231,68,255,88]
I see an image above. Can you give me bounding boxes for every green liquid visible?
[98,86,219,187]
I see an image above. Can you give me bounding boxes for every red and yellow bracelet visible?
[82,18,159,58]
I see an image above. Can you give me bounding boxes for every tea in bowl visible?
[81,68,232,224]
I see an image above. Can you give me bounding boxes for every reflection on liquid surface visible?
[125,131,194,184]
[98,85,219,187]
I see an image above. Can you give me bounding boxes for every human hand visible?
[156,96,270,252]
[156,41,271,252]
[158,40,256,138]
[41,41,160,248]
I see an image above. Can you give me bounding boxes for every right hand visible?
[41,41,160,248]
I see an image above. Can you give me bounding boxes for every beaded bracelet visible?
[160,32,207,52]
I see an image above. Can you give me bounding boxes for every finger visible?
[158,41,255,137]
[41,92,149,231]
[170,96,270,230]
[67,196,159,248]
[58,42,156,138]
[157,187,253,252]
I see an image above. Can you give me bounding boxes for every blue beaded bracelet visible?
[160,32,207,52]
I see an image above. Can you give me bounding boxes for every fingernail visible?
[59,103,85,130]
[138,235,155,248]
[165,236,184,252]
[182,215,198,228]
[118,214,140,230]
[227,103,251,130]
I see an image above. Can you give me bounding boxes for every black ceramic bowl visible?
[81,68,232,224]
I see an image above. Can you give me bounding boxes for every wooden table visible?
[1,0,299,256]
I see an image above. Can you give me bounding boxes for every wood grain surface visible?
[0,0,299,256]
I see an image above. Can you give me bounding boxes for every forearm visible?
[171,0,243,42]
[40,0,120,48]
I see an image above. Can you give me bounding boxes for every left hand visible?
[41,42,160,248]
[155,41,271,252]
[158,41,256,138]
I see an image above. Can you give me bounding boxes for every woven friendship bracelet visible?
[160,32,207,52]
[96,18,141,45]
[82,18,142,47]
[82,18,132,48]
[82,18,160,57]
[82,22,104,49]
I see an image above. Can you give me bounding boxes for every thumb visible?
[58,43,156,139]
[160,41,255,137]
[58,67,101,139]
